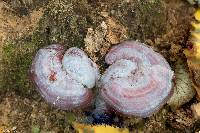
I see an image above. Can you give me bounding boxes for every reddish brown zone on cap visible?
[49,71,57,81]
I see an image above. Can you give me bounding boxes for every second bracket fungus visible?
[30,44,99,110]
[99,41,174,117]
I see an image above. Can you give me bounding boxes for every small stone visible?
[12,126,17,131]
[187,0,200,6]
[100,12,109,17]
[191,103,200,119]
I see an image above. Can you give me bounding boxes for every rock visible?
[187,0,200,6]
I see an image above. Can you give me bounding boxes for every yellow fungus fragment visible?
[73,123,129,133]
[194,8,200,22]
[191,22,200,30]
[184,8,200,98]
[191,32,200,40]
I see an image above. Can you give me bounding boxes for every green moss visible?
[112,0,166,41]
[31,125,40,133]
[38,0,90,48]
[1,28,48,95]
[1,41,55,96]
[136,0,166,39]
[66,112,76,124]
[2,40,38,95]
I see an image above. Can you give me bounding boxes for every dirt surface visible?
[0,0,200,132]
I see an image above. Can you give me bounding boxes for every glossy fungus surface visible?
[100,41,174,117]
[30,44,99,110]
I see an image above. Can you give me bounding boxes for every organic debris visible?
[84,21,110,62]
[191,102,200,119]
[167,108,194,129]
[84,16,127,62]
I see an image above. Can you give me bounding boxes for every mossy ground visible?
[0,0,200,132]
[1,0,91,96]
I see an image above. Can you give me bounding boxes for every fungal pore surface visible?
[100,41,174,117]
[30,44,99,110]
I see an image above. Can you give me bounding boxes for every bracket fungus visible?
[30,44,99,110]
[99,41,174,117]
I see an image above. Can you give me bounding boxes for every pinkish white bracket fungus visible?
[30,44,99,110]
[99,41,174,117]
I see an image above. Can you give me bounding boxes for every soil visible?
[0,0,200,132]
